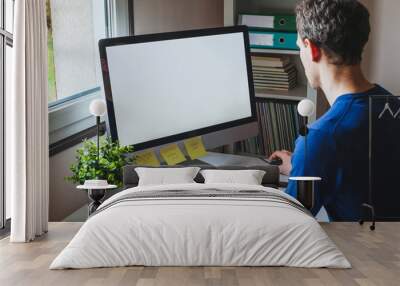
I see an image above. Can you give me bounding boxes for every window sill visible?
[49,122,106,156]
[49,88,104,156]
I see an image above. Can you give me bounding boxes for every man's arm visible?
[284,129,336,216]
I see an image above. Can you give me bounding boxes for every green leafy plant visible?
[66,137,134,187]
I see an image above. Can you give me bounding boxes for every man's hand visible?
[269,150,292,176]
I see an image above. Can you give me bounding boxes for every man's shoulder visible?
[310,84,391,136]
[371,84,392,95]
[309,111,344,138]
[296,126,335,153]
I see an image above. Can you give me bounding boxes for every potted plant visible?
[66,137,134,188]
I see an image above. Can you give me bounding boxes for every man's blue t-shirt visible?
[286,85,391,221]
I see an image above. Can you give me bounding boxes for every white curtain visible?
[9,0,49,242]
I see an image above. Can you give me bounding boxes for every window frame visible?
[0,0,13,229]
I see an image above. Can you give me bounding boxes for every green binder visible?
[238,14,297,32]
[249,31,299,50]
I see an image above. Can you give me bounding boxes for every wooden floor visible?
[0,222,399,286]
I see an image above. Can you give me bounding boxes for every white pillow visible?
[200,169,266,185]
[135,167,201,186]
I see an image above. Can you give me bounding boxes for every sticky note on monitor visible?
[135,150,160,166]
[160,144,186,165]
[184,136,207,160]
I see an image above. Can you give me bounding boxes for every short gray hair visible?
[296,0,370,65]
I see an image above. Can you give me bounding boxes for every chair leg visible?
[360,203,376,231]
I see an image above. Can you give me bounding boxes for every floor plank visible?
[0,222,399,286]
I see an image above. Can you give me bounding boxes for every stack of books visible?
[252,56,297,91]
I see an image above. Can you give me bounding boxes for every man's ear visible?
[304,38,321,62]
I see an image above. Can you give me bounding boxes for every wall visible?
[361,0,400,94]
[134,0,224,35]
[49,143,88,221]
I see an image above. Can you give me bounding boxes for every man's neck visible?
[319,64,375,105]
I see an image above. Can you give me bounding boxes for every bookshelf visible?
[224,0,318,156]
[251,48,300,55]
[256,85,307,102]
[224,0,317,118]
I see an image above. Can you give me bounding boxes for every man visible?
[269,0,391,221]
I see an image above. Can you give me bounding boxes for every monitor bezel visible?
[99,25,257,151]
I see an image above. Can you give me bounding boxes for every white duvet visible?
[50,183,351,269]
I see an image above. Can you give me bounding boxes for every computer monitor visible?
[99,26,258,152]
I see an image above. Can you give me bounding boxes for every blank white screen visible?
[106,32,252,146]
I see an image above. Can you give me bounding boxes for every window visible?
[1,0,14,229]
[47,0,106,104]
[47,0,131,147]
[5,0,13,33]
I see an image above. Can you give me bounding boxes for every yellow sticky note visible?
[135,150,160,166]
[184,136,207,160]
[160,144,186,166]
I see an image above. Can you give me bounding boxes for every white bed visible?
[50,183,350,269]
